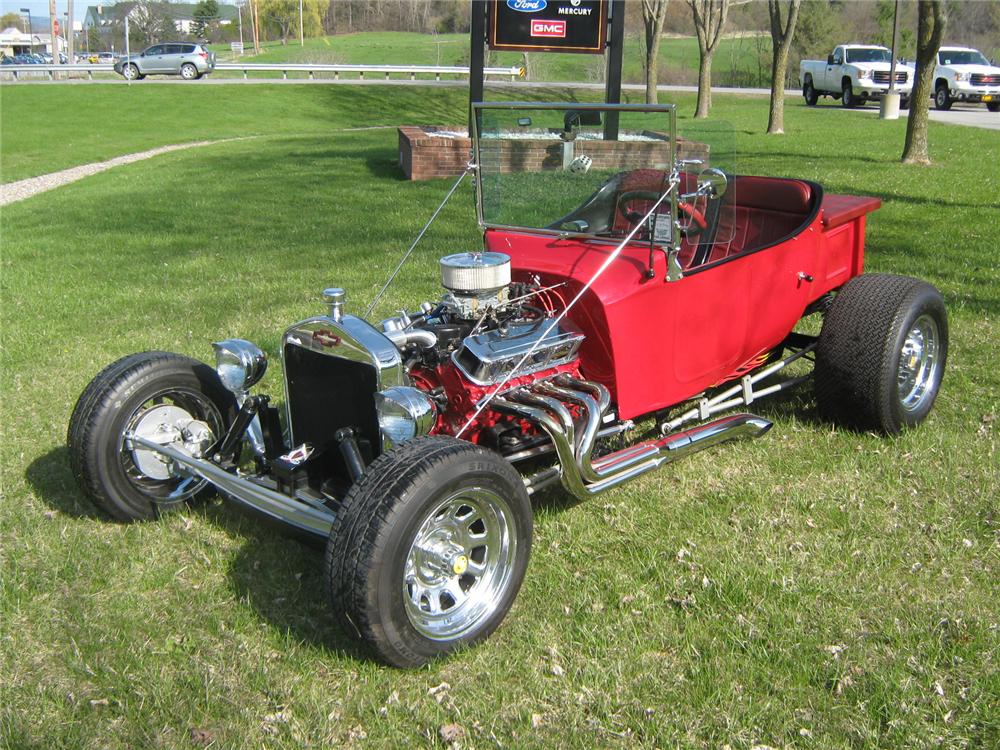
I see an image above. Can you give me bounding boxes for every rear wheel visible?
[935,83,952,111]
[987,102,1000,113]
[326,437,532,667]
[180,63,199,80]
[68,352,236,521]
[815,274,948,434]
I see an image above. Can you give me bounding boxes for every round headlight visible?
[375,386,437,447]
[212,339,267,394]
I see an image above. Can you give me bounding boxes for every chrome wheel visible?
[122,387,223,502]
[897,314,941,412]
[403,488,517,641]
[123,63,138,80]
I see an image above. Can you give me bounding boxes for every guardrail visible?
[2,62,524,82]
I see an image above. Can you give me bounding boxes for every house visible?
[83,2,237,36]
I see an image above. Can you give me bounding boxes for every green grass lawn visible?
[212,31,772,87]
[1,84,998,749]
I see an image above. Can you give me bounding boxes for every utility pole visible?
[48,0,61,67]
[19,8,31,55]
[299,0,304,46]
[880,0,902,119]
[237,1,243,52]
[67,0,74,63]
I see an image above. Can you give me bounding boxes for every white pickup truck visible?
[800,44,915,108]
[933,46,1000,111]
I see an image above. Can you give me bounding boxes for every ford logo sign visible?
[507,0,547,12]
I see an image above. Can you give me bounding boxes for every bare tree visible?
[766,0,801,134]
[902,0,946,164]
[641,0,671,104]
[688,0,732,118]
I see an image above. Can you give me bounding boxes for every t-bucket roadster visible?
[68,102,947,667]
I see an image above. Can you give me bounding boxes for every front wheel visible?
[935,83,952,111]
[841,81,857,108]
[68,352,237,521]
[326,437,532,667]
[815,274,948,435]
[180,63,199,80]
[987,101,1000,113]
[122,63,142,81]
[803,80,818,106]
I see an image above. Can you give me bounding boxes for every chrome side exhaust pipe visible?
[493,377,771,499]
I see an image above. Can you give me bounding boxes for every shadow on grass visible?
[25,446,104,521]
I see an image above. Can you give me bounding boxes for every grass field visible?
[1,84,998,749]
[211,32,772,88]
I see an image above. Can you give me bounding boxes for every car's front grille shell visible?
[873,71,908,84]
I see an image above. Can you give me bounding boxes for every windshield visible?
[846,48,891,63]
[938,49,990,66]
[473,101,737,251]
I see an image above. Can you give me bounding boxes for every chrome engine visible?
[377,251,584,387]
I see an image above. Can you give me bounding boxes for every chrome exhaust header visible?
[493,377,771,499]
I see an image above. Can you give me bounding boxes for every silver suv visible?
[115,43,216,81]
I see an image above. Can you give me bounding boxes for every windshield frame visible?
[470,101,678,240]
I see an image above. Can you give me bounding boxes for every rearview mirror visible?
[697,168,728,199]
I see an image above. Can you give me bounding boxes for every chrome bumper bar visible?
[130,434,335,538]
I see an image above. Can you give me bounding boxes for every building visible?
[0,27,66,56]
[83,2,237,36]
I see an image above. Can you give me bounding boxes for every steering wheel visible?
[616,190,708,238]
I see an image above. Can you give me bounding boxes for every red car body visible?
[486,175,881,420]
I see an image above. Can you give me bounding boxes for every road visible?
[5,75,998,130]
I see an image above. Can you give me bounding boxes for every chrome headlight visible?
[212,339,267,394]
[857,68,872,80]
[956,71,971,82]
[375,386,437,446]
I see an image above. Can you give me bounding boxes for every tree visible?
[1,12,24,30]
[766,0,801,134]
[641,0,671,104]
[192,0,219,38]
[259,0,322,44]
[688,0,734,118]
[127,2,176,46]
[902,0,946,164]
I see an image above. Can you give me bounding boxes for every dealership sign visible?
[488,0,607,54]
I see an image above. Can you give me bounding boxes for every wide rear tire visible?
[68,352,236,521]
[815,275,947,435]
[803,80,819,106]
[326,437,532,667]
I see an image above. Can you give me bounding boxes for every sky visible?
[0,0,236,27]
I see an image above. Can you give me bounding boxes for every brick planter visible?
[398,126,710,181]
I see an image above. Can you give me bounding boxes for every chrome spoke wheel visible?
[403,488,517,641]
[121,387,222,502]
[897,314,940,412]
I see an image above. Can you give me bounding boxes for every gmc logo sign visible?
[530,19,566,37]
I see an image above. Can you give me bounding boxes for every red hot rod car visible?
[68,102,947,667]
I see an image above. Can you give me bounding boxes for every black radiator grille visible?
[971,73,1000,86]
[873,71,908,84]
[283,344,381,477]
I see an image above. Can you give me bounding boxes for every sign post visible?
[470,1,624,138]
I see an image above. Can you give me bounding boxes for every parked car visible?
[801,44,915,107]
[933,46,1000,111]
[68,102,948,668]
[114,42,215,80]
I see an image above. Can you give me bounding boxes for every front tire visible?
[68,352,236,521]
[935,83,952,111]
[122,63,141,81]
[841,80,858,108]
[326,437,532,668]
[803,80,818,106]
[815,274,948,435]
[987,101,1000,113]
